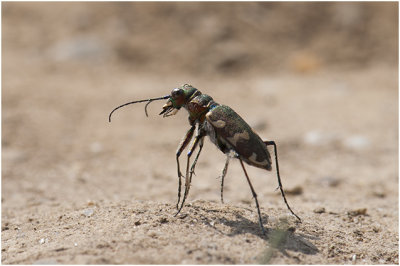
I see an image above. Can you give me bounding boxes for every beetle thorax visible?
[185,94,217,122]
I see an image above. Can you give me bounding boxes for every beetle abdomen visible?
[205,105,272,170]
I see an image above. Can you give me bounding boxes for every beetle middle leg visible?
[189,137,204,178]
[239,158,266,235]
[219,155,230,204]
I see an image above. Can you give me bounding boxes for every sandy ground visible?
[2,2,399,264]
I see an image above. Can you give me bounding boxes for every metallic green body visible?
[109,83,300,235]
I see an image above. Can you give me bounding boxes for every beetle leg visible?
[175,130,204,216]
[264,141,301,222]
[189,137,204,177]
[219,155,230,204]
[239,158,266,235]
[175,125,196,209]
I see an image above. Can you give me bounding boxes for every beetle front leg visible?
[175,125,196,209]
[175,131,204,216]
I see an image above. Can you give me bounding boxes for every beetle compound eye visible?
[171,88,184,99]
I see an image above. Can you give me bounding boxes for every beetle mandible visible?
[109,84,301,234]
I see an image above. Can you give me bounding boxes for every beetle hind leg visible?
[264,140,301,222]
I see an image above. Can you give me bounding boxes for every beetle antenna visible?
[109,95,170,122]
[144,99,158,117]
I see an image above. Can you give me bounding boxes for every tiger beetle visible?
[109,84,301,234]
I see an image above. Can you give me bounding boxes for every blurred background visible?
[2,2,398,264]
[3,2,397,76]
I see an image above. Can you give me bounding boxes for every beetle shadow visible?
[204,213,319,258]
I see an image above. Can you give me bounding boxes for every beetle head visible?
[160,84,199,117]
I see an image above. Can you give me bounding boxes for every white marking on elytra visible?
[211,120,226,128]
[248,152,269,166]
[227,131,250,146]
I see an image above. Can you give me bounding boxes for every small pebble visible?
[178,213,188,219]
[347,208,367,217]
[343,135,369,150]
[83,208,94,217]
[314,207,326,214]
[285,186,303,195]
[87,200,96,206]
[159,217,168,224]
[319,176,341,187]
[39,238,48,244]
[372,191,386,198]
[372,226,381,233]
